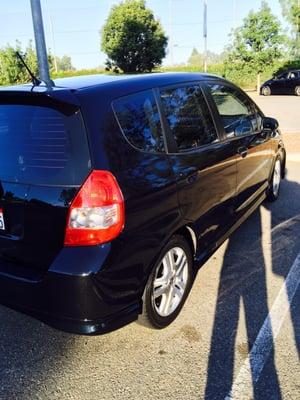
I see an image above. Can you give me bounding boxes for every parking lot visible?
[249,93,300,135]
[0,95,299,400]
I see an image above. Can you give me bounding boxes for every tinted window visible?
[277,73,288,80]
[114,90,164,153]
[160,85,218,151]
[208,84,257,138]
[0,105,90,185]
[289,71,300,79]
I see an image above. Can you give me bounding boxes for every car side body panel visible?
[0,73,286,334]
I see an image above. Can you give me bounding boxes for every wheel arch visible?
[174,225,197,257]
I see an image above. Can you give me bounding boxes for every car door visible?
[270,73,288,94]
[158,83,237,251]
[206,82,273,219]
[285,71,300,95]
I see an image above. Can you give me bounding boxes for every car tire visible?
[142,235,193,329]
[266,156,282,202]
[295,86,300,96]
[262,86,271,96]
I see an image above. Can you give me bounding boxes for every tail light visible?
[64,170,125,246]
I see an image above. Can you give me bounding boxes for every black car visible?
[0,73,285,335]
[261,70,300,96]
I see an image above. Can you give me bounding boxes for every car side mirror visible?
[263,117,279,131]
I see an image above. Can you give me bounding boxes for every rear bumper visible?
[0,244,142,335]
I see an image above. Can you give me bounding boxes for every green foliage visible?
[188,48,226,66]
[101,0,168,73]
[0,40,56,85]
[51,68,106,79]
[0,41,28,85]
[55,55,75,71]
[279,0,300,58]
[225,1,286,76]
[280,0,300,32]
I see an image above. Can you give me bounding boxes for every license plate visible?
[0,209,5,230]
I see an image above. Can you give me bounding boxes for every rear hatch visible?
[0,89,91,277]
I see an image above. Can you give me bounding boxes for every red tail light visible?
[64,170,125,246]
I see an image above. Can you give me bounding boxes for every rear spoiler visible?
[0,88,80,116]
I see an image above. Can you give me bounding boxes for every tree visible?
[188,48,204,66]
[187,47,226,67]
[0,41,40,85]
[0,41,77,85]
[225,1,286,91]
[280,0,300,31]
[55,55,75,71]
[101,0,168,73]
[279,0,300,58]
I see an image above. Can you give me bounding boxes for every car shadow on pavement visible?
[0,306,77,399]
[204,178,300,400]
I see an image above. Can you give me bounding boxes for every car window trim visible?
[156,81,222,155]
[153,87,177,153]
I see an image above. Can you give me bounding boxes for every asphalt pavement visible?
[248,92,300,135]
[0,160,299,399]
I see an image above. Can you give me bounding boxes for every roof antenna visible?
[16,51,41,86]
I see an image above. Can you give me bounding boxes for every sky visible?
[0,0,287,70]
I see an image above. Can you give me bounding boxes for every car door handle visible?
[237,146,248,158]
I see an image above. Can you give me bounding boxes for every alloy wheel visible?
[272,159,281,197]
[151,247,188,317]
[262,86,271,96]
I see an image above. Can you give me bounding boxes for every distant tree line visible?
[186,1,300,89]
[0,0,299,88]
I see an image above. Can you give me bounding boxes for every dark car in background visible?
[261,70,300,96]
[0,73,285,335]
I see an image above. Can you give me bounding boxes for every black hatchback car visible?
[0,73,285,334]
[261,69,300,96]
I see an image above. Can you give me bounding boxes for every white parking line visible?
[225,251,300,400]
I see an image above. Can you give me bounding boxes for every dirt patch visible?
[180,325,202,343]
[237,342,249,359]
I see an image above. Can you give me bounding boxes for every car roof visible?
[279,69,300,74]
[0,72,222,94]
[53,72,221,91]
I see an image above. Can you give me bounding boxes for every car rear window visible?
[113,90,165,153]
[0,105,91,185]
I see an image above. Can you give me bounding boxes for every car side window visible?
[160,84,218,152]
[207,83,257,139]
[113,90,165,153]
[277,73,288,80]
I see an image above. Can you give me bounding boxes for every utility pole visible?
[30,0,53,87]
[169,0,174,66]
[203,0,208,73]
